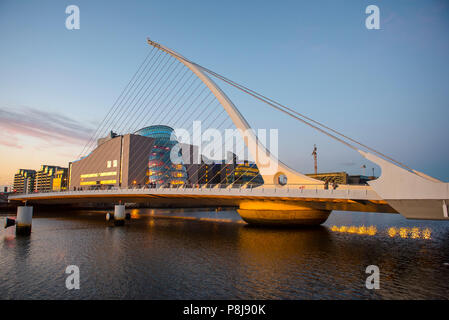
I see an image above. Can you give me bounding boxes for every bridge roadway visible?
[8,185,396,224]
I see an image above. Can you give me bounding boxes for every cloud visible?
[0,105,95,148]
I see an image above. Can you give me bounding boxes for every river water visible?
[0,209,448,299]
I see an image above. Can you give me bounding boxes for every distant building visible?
[52,168,69,192]
[306,172,375,185]
[183,151,238,186]
[69,133,155,190]
[35,165,68,193]
[347,175,374,185]
[13,169,36,193]
[306,172,348,185]
[233,161,264,187]
[180,143,201,185]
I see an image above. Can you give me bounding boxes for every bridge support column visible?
[114,205,126,226]
[16,206,33,235]
[237,201,331,226]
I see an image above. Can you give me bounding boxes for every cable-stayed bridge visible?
[8,38,449,229]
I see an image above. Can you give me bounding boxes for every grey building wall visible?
[69,134,154,190]
[121,134,154,187]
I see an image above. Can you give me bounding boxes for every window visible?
[107,161,111,168]
[113,160,118,167]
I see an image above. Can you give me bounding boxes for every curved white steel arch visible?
[146,38,322,187]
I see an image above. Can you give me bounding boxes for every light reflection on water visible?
[0,209,448,299]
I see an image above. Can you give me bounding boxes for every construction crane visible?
[312,144,317,175]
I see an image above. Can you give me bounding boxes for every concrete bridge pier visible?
[16,205,33,235]
[237,201,331,226]
[114,204,126,226]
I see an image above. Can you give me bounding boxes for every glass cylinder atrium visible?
[135,125,187,187]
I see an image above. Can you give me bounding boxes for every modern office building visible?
[182,151,235,186]
[135,125,187,187]
[347,175,374,185]
[69,133,155,190]
[183,152,260,187]
[306,172,374,185]
[13,169,36,193]
[52,168,69,192]
[35,165,68,193]
[233,161,264,186]
[306,172,349,185]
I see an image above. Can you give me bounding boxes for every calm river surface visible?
[1,209,448,299]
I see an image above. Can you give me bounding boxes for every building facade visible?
[306,172,374,185]
[35,165,68,193]
[305,172,349,185]
[69,133,154,190]
[135,125,187,187]
[13,169,36,193]
[182,153,264,187]
[52,168,69,191]
[233,161,264,187]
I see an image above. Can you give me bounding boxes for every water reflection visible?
[387,227,432,240]
[0,210,448,299]
[331,225,377,235]
[331,225,432,240]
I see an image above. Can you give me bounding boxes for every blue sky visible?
[0,0,448,185]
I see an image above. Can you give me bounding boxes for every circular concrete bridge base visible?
[237,201,331,226]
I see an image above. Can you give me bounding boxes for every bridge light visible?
[388,227,397,237]
[399,228,409,238]
[422,228,431,240]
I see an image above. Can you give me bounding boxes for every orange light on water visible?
[330,225,376,236]
[422,228,431,240]
[367,226,377,236]
[386,227,431,240]
[399,228,409,238]
[388,227,397,238]
[348,226,358,233]
[411,227,420,239]
[332,225,431,240]
[357,226,367,234]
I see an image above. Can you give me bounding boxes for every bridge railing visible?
[10,183,372,194]
[9,183,378,201]
[14,181,372,194]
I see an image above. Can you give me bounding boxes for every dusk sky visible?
[1,0,448,187]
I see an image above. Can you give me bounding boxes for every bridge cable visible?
[77,47,156,158]
[75,50,175,179]
[73,49,168,179]
[198,66,413,172]
[110,52,173,136]
[150,42,413,172]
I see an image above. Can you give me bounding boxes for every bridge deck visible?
[8,187,396,214]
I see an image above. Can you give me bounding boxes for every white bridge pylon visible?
[146,38,321,188]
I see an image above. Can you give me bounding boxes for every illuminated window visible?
[80,171,116,178]
[100,171,117,177]
[100,180,116,185]
[113,160,117,167]
[107,161,111,168]
[80,181,97,186]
